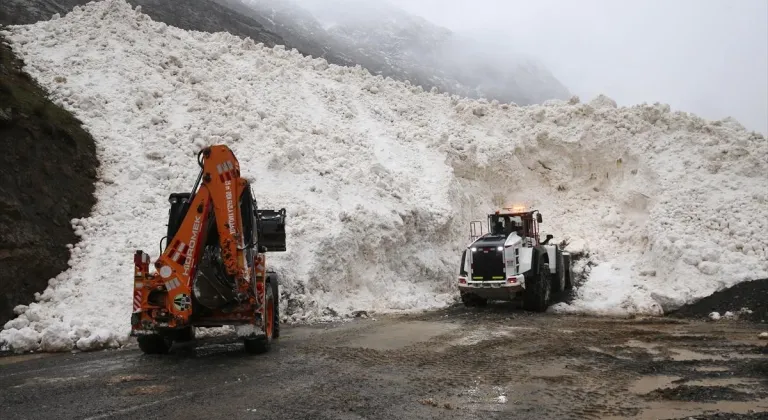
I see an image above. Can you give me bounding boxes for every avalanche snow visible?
[1,0,767,353]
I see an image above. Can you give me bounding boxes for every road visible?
[2,304,768,420]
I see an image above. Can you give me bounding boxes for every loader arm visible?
[132,145,263,330]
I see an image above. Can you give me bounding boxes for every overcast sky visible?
[384,0,768,134]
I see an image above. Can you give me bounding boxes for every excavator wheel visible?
[137,334,173,355]
[271,275,281,339]
[243,281,275,354]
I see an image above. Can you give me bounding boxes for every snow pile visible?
[2,0,768,352]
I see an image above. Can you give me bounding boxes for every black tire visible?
[555,249,566,293]
[563,254,573,291]
[174,327,196,342]
[523,257,552,312]
[269,273,280,339]
[137,334,173,354]
[243,282,275,354]
[460,292,488,307]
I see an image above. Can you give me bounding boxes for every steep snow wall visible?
[2,0,767,353]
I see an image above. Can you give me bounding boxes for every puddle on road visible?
[107,374,154,384]
[447,325,541,347]
[685,377,761,389]
[528,361,577,380]
[622,340,662,355]
[0,353,53,365]
[587,346,635,360]
[669,348,723,361]
[341,321,460,351]
[122,384,171,396]
[669,347,765,361]
[629,375,682,394]
[605,398,768,420]
[12,375,90,388]
[694,365,730,372]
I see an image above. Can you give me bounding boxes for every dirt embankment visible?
[0,38,98,325]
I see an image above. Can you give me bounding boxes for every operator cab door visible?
[520,214,540,247]
[459,249,469,280]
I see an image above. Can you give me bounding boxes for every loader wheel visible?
[243,282,275,354]
[137,334,173,354]
[556,250,566,293]
[563,254,574,291]
[523,259,551,312]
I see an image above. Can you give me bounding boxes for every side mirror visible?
[546,234,553,241]
[537,213,543,223]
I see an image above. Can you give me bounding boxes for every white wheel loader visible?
[457,208,573,312]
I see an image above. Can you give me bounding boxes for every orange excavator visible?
[131,144,287,354]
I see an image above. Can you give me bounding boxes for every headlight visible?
[471,247,477,252]
[497,246,503,251]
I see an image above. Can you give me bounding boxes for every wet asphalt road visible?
[2,306,768,420]
[0,318,464,420]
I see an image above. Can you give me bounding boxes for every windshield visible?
[489,215,522,235]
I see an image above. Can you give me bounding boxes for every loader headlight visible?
[471,247,477,252]
[497,246,503,251]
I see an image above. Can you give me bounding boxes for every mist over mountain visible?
[2,0,571,105]
[235,0,572,104]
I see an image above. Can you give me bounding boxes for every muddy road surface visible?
[2,304,767,420]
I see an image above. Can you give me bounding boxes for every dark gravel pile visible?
[669,278,768,323]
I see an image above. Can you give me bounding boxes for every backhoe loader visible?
[130,144,287,354]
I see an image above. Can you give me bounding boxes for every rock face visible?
[1,0,285,47]
[0,0,285,47]
[0,40,98,325]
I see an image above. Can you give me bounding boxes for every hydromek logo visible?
[225,180,236,236]
[183,215,202,277]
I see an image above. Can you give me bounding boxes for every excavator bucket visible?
[257,208,286,252]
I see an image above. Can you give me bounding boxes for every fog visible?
[296,0,768,134]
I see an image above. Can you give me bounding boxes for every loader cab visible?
[486,209,543,247]
[489,214,523,237]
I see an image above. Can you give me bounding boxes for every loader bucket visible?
[257,208,286,252]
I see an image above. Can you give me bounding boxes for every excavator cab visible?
[166,192,192,242]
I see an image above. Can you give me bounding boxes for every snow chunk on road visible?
[0,327,41,354]
[2,0,768,352]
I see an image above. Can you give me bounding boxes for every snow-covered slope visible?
[2,0,768,353]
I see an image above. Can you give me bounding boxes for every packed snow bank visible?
[2,0,767,352]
